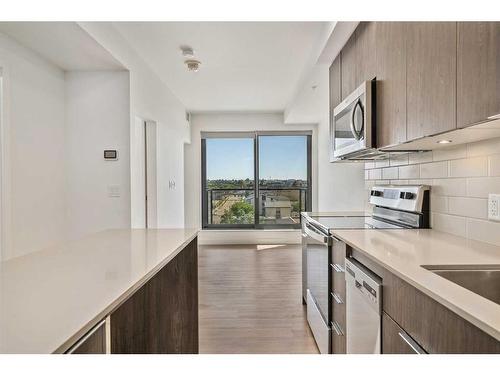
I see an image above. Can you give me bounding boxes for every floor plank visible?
[198,244,319,354]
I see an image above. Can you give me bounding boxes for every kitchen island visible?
[0,228,198,354]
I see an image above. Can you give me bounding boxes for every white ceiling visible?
[112,22,326,112]
[0,22,124,71]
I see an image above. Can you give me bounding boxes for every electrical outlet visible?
[488,194,500,221]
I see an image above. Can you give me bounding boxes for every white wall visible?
[79,23,190,229]
[0,32,67,259]
[184,112,318,232]
[65,71,131,240]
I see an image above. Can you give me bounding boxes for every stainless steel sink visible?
[422,265,500,305]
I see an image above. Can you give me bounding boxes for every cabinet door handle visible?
[332,263,344,273]
[331,292,343,304]
[398,331,426,354]
[331,321,344,336]
[66,319,107,354]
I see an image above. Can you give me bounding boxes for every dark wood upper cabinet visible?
[340,23,377,101]
[375,22,407,148]
[329,55,341,111]
[406,22,457,140]
[341,33,357,100]
[457,22,500,128]
[355,22,377,83]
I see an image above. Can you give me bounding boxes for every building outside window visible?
[201,131,312,229]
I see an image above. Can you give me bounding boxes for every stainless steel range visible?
[302,185,430,354]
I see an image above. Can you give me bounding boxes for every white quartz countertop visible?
[0,228,198,354]
[332,228,500,341]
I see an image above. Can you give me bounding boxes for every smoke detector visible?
[185,59,201,72]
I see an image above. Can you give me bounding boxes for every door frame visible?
[131,116,158,228]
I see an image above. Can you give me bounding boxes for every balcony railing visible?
[206,187,308,227]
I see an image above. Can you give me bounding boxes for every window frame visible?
[201,131,312,230]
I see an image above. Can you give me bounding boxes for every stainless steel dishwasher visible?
[345,258,382,354]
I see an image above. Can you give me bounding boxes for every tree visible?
[221,201,254,224]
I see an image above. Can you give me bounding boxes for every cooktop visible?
[306,215,404,234]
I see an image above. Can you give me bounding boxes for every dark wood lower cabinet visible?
[351,248,500,354]
[67,320,107,354]
[110,238,198,354]
[382,313,426,354]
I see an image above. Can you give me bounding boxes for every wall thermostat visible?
[104,150,118,160]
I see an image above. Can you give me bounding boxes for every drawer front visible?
[331,238,347,267]
[331,263,346,301]
[331,319,346,354]
[331,291,346,354]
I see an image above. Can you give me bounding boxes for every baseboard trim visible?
[198,229,301,245]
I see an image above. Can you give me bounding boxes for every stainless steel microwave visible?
[330,80,376,161]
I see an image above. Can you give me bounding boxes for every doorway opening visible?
[133,116,158,228]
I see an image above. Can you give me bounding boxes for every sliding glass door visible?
[202,132,311,229]
[257,135,310,228]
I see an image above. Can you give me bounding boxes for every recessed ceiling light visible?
[437,139,452,144]
[180,45,195,58]
[185,59,201,72]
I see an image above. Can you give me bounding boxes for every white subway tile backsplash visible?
[466,177,500,198]
[432,213,467,237]
[467,137,500,158]
[398,165,420,179]
[448,197,488,220]
[432,178,467,196]
[375,159,390,168]
[488,154,500,176]
[409,179,434,186]
[382,167,398,180]
[433,145,467,162]
[409,151,433,164]
[449,157,488,178]
[467,218,500,247]
[363,140,500,243]
[431,195,448,213]
[368,169,382,180]
[389,154,409,167]
[420,161,449,179]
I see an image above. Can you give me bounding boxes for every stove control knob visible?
[404,192,415,200]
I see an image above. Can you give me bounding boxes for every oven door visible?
[305,222,331,353]
[331,81,373,160]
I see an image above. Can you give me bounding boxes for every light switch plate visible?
[488,194,500,221]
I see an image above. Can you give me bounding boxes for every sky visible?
[206,136,307,180]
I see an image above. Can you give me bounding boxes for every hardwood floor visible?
[198,244,319,354]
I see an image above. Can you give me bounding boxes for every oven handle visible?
[304,223,331,245]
